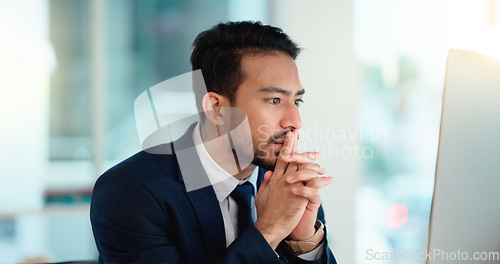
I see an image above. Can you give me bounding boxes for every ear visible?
[201,92,230,126]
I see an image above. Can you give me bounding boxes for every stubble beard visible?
[251,129,290,171]
[251,145,279,171]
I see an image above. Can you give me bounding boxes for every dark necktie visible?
[230,182,254,235]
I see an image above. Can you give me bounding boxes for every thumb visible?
[257,171,273,195]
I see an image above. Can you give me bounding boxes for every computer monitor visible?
[427,49,500,263]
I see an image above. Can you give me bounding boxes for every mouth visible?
[272,139,284,147]
[270,130,290,145]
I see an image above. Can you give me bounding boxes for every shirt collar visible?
[192,123,258,202]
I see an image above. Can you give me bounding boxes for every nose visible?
[280,104,302,131]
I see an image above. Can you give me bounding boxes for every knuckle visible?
[307,188,318,198]
[297,187,307,196]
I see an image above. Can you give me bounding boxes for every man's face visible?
[232,53,304,170]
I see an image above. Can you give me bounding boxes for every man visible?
[91,21,337,263]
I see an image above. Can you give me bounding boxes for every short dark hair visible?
[190,21,300,112]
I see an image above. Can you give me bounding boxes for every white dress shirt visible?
[192,124,323,260]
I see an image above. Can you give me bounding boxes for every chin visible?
[251,157,276,171]
[252,151,279,171]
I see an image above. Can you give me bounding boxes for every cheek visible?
[245,107,282,142]
[246,113,267,137]
[252,124,270,143]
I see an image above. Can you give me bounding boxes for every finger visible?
[279,131,295,158]
[291,186,321,205]
[287,169,326,184]
[292,129,299,153]
[281,151,320,163]
[306,176,334,189]
[287,169,318,184]
[284,162,298,175]
[265,170,273,181]
[274,132,295,175]
[298,163,326,175]
[291,177,333,205]
[257,171,273,194]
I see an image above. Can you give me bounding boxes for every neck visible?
[199,122,256,180]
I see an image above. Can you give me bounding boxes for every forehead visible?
[237,53,303,96]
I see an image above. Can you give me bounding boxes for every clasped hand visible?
[254,130,334,249]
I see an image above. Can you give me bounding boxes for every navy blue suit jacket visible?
[90,127,337,263]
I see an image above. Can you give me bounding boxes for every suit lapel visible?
[164,124,270,261]
[183,185,226,260]
[172,125,227,260]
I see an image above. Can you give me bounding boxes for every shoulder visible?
[93,144,183,198]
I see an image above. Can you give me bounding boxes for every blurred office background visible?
[0,0,498,263]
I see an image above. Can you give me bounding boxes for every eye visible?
[267,98,281,104]
[295,99,304,106]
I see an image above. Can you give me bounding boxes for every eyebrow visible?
[259,86,305,96]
